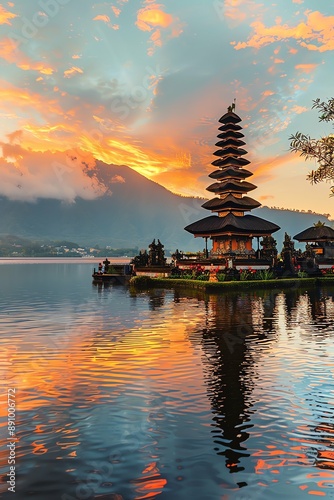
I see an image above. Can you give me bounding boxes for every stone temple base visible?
[134,266,172,277]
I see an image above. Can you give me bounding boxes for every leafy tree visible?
[289,98,334,194]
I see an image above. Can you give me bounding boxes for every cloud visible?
[258,195,274,200]
[112,6,121,17]
[262,90,275,97]
[0,5,16,25]
[251,153,298,184]
[295,63,319,73]
[63,67,84,78]
[111,174,125,183]
[18,63,54,75]
[136,7,174,30]
[93,14,119,29]
[93,14,111,23]
[0,38,17,61]
[0,92,184,187]
[136,4,184,54]
[0,38,55,75]
[0,79,64,120]
[222,0,263,27]
[7,130,24,144]
[0,144,107,202]
[290,105,308,114]
[233,11,334,52]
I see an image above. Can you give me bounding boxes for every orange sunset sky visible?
[0,1,333,215]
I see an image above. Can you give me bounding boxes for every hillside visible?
[0,161,331,252]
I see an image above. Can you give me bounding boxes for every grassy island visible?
[130,275,334,292]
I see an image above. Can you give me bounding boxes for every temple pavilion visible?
[184,105,280,263]
[294,222,334,262]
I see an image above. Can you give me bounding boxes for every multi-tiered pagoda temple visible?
[185,106,280,259]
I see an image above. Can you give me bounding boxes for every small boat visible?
[92,263,134,285]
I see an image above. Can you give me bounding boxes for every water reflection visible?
[1,264,334,498]
[189,286,334,495]
[197,292,277,473]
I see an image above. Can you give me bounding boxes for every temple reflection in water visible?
[185,285,334,480]
[196,291,276,472]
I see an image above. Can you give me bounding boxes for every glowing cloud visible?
[0,145,107,202]
[0,38,55,75]
[111,6,121,17]
[295,63,319,73]
[111,174,125,183]
[18,63,54,75]
[137,7,173,30]
[0,80,64,119]
[93,13,119,29]
[136,4,184,54]
[0,5,16,25]
[0,38,17,61]
[233,11,334,52]
[63,67,84,78]
[259,194,274,200]
[93,15,111,23]
[222,0,262,27]
[291,105,308,114]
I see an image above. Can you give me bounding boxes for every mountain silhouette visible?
[0,161,331,252]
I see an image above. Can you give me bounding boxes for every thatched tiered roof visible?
[185,108,280,237]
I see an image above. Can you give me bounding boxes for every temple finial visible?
[227,99,236,113]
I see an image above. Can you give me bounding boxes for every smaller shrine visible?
[294,222,334,263]
[131,239,170,276]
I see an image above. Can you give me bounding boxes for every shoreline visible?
[130,276,334,292]
[0,257,131,265]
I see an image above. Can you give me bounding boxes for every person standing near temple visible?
[103,257,110,273]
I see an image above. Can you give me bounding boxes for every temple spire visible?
[184,106,280,258]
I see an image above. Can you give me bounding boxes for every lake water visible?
[0,262,334,499]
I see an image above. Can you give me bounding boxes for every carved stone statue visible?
[304,243,315,259]
[131,249,149,267]
[172,249,182,262]
[302,243,320,274]
[148,239,157,266]
[281,232,296,275]
[260,235,278,261]
[156,239,166,266]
